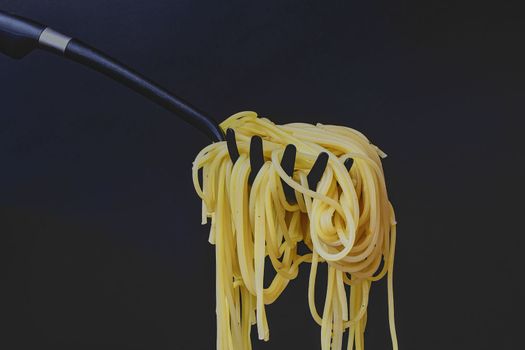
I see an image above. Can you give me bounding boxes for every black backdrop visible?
[1,1,523,349]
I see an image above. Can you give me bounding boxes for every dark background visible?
[1,1,523,349]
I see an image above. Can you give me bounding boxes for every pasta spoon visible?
[0,9,330,201]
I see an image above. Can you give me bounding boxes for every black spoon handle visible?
[0,10,224,142]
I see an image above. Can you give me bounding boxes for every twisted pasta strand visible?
[192,111,398,350]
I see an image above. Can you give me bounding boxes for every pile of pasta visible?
[192,111,398,350]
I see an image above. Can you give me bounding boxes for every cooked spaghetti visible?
[192,111,398,350]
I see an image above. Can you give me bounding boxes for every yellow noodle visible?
[192,111,398,350]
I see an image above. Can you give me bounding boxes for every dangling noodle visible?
[192,111,398,350]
